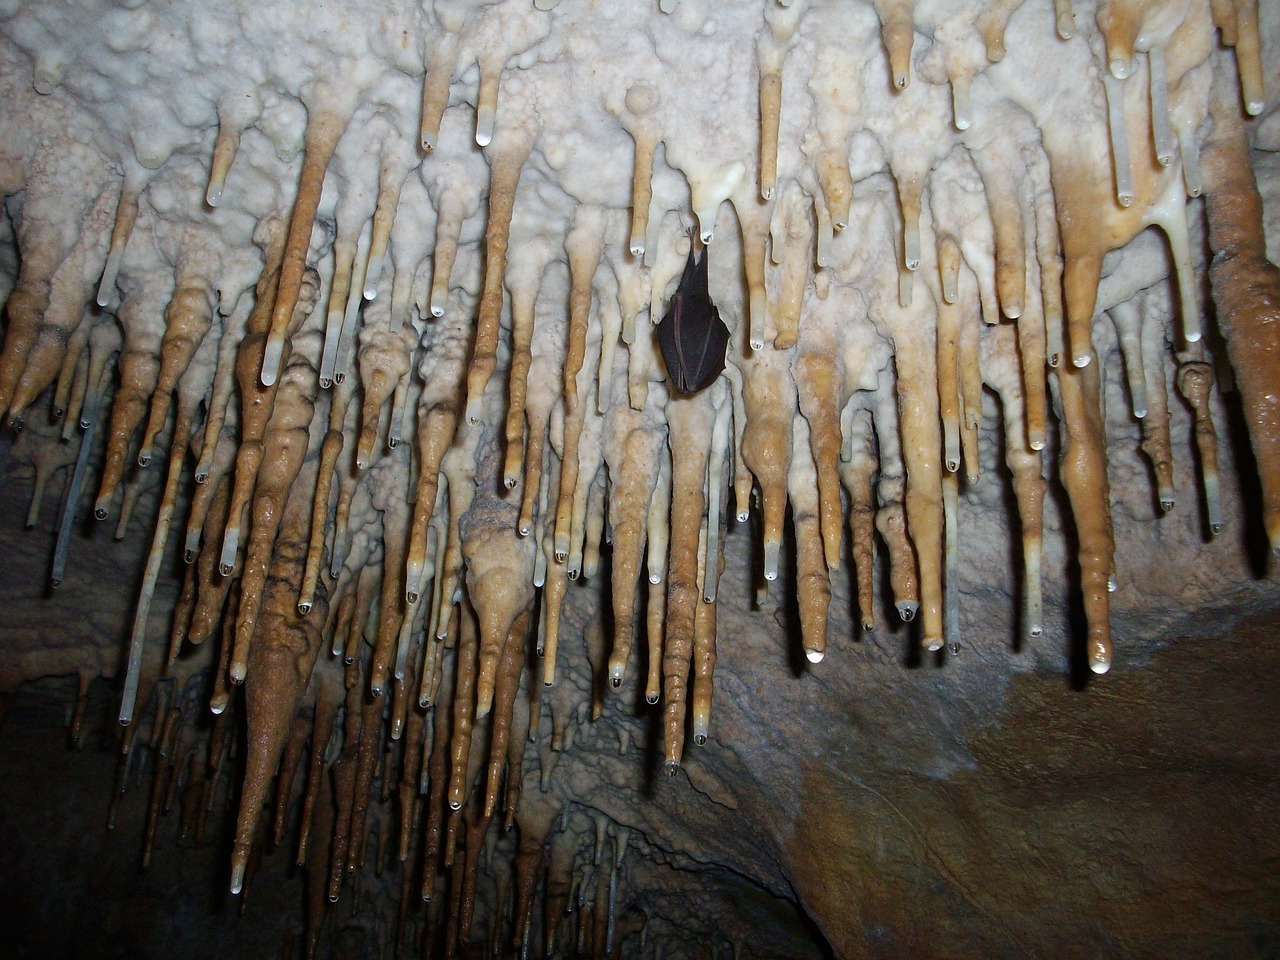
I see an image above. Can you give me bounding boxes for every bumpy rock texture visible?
[1,0,1279,957]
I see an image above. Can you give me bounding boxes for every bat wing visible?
[685,302,729,391]
[656,292,729,395]
[656,244,730,395]
[656,294,693,393]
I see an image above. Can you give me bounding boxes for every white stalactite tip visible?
[648,572,662,585]
[804,647,824,664]
[1089,655,1111,675]
[229,661,246,684]
[1072,353,1091,368]
[924,636,944,652]
[363,260,382,300]
[475,107,495,148]
[219,528,239,576]
[259,336,283,386]
[762,540,780,581]
[609,664,623,688]
[297,600,312,615]
[896,600,918,622]
[205,185,223,207]
[230,865,245,896]
[1110,59,1131,80]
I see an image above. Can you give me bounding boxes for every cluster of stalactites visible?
[1,1,1278,957]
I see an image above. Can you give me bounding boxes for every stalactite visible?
[0,4,1277,957]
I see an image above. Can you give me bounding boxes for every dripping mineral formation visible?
[0,0,1279,957]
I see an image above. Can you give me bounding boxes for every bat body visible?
[655,236,730,394]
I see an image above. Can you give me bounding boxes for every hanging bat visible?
[655,232,730,394]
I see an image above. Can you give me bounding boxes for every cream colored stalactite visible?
[229,457,326,896]
[740,348,796,582]
[702,386,733,603]
[138,277,216,465]
[371,462,414,699]
[583,467,608,580]
[772,183,813,350]
[406,326,468,602]
[788,413,831,663]
[93,270,172,518]
[297,378,354,614]
[1146,43,1176,167]
[127,309,219,657]
[871,372,919,620]
[7,188,114,425]
[188,477,239,654]
[502,261,544,489]
[1146,171,1204,345]
[1015,177,1048,451]
[205,92,261,209]
[196,282,259,483]
[362,141,414,302]
[229,336,321,685]
[839,403,879,632]
[1220,0,1265,116]
[595,256,624,416]
[222,267,321,576]
[794,345,844,571]
[618,82,661,257]
[872,0,916,90]
[52,321,92,429]
[463,489,536,720]
[465,134,532,423]
[1176,355,1224,535]
[643,447,672,703]
[518,349,560,539]
[435,424,480,643]
[356,316,414,471]
[260,94,354,388]
[567,397,606,581]
[890,161,925,284]
[483,608,528,819]
[428,190,467,320]
[604,403,665,688]
[319,211,369,389]
[967,141,1026,322]
[662,392,715,774]
[1055,0,1079,37]
[561,209,606,413]
[328,388,368,581]
[975,0,1028,62]
[1055,357,1115,674]
[935,236,964,474]
[214,221,288,569]
[986,323,1046,640]
[732,189,772,352]
[891,309,945,652]
[120,397,200,724]
[539,468,569,687]
[95,169,145,309]
[1137,294,1176,511]
[758,1,804,201]
[420,26,462,152]
[555,230,606,567]
[1032,155,1067,369]
[722,363,753,523]
[690,539,720,746]
[1109,298,1149,419]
